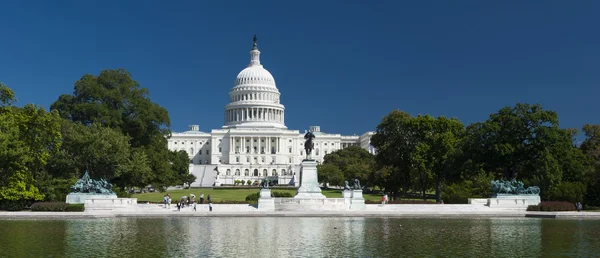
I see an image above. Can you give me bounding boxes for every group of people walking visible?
[163,193,213,212]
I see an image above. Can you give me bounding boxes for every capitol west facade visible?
[167,38,375,187]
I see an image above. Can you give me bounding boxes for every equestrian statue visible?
[304,130,315,160]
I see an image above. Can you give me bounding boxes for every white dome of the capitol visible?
[223,36,286,129]
[235,62,277,88]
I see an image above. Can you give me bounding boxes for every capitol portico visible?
[167,36,375,187]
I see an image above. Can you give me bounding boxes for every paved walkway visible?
[1,204,599,219]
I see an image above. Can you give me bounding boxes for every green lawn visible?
[132,188,392,203]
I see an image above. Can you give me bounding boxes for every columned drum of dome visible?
[223,36,286,129]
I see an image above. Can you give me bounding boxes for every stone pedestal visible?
[489,195,541,208]
[258,189,275,211]
[84,198,137,211]
[350,190,366,210]
[294,160,326,199]
[342,190,352,199]
[66,193,117,204]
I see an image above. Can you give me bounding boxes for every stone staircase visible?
[189,165,218,187]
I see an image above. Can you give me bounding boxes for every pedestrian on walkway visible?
[209,202,213,212]
[200,193,204,204]
[207,194,211,203]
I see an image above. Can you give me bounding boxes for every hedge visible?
[272,191,293,197]
[0,200,28,211]
[526,201,575,211]
[30,202,85,212]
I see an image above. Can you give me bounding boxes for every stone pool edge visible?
[1,211,599,220]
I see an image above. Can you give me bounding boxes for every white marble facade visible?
[167,37,375,186]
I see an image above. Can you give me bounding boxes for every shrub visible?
[245,192,260,202]
[0,200,27,211]
[584,205,600,210]
[241,180,246,185]
[31,202,68,211]
[246,180,252,186]
[272,191,293,197]
[113,188,132,198]
[547,182,586,203]
[234,180,240,186]
[527,201,576,212]
[65,204,85,212]
[442,182,472,204]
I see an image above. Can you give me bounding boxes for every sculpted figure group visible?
[70,171,115,194]
[344,179,362,190]
[491,179,540,195]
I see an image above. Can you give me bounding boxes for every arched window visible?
[316,149,319,156]
[282,169,286,175]
[235,169,240,176]
[272,169,278,176]
[190,148,194,154]
[244,169,249,176]
[253,169,259,176]
[226,169,231,176]
[263,169,267,176]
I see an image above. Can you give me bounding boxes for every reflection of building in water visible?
[167,36,376,187]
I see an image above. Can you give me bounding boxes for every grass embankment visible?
[133,188,431,203]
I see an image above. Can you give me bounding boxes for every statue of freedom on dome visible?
[304,130,316,160]
[253,34,258,49]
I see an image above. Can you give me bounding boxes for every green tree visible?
[0,84,57,207]
[68,123,132,180]
[462,103,587,198]
[317,163,344,187]
[581,124,600,206]
[50,69,177,188]
[322,146,375,186]
[371,110,415,197]
[117,148,154,190]
[50,69,170,147]
[181,173,197,189]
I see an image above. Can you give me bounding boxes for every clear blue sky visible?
[1,1,598,137]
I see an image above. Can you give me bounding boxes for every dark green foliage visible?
[442,182,472,204]
[526,201,575,211]
[0,200,27,211]
[30,202,84,212]
[547,181,586,203]
[245,192,260,202]
[65,204,85,212]
[50,69,178,190]
[320,146,375,187]
[271,191,293,197]
[113,188,132,198]
[30,202,67,211]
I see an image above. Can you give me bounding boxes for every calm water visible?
[0,217,599,257]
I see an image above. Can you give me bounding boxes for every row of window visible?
[224,168,289,176]
[173,141,210,145]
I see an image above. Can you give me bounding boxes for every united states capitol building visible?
[167,37,375,187]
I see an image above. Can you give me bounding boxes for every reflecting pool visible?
[0,217,599,257]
